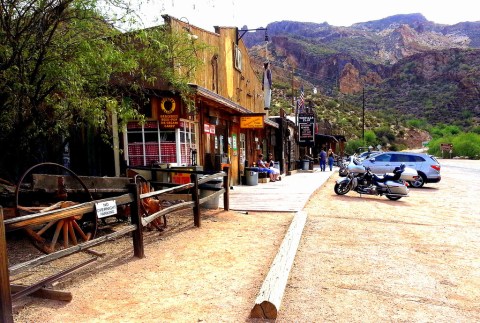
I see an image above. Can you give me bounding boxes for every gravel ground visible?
[10,159,480,322]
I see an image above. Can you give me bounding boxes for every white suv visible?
[361,151,441,188]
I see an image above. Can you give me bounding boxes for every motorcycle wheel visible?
[386,195,402,201]
[334,182,351,195]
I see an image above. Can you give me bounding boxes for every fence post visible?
[0,207,14,323]
[222,166,230,211]
[191,173,200,227]
[128,183,144,258]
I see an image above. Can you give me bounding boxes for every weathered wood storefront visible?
[121,16,282,186]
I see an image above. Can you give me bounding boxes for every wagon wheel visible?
[15,162,97,254]
[135,175,167,231]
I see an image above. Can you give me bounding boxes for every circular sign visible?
[161,97,176,114]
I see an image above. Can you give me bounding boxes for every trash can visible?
[244,167,258,186]
[302,160,310,170]
[199,179,223,209]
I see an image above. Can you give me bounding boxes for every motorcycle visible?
[338,157,349,177]
[334,156,418,201]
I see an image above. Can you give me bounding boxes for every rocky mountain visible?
[245,14,480,130]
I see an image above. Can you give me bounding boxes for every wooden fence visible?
[0,167,229,323]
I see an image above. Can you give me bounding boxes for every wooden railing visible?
[0,167,229,322]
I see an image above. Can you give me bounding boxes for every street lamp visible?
[236,28,268,43]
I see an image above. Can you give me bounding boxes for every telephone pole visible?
[291,67,295,115]
[362,87,365,145]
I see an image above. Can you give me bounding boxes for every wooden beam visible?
[11,257,96,302]
[129,183,144,258]
[9,225,136,276]
[250,211,307,319]
[0,207,14,323]
[223,166,230,211]
[10,285,72,302]
[191,174,200,227]
[5,193,133,232]
[140,201,195,227]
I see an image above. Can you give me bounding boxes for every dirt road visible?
[12,159,480,322]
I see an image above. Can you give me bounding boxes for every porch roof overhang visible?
[189,84,279,129]
[315,134,339,142]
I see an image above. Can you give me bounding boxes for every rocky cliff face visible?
[246,14,480,127]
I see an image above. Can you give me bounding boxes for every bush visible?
[428,132,480,159]
[345,139,366,155]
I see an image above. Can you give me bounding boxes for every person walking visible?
[328,148,336,171]
[319,149,327,172]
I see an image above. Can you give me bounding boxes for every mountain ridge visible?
[245,13,480,132]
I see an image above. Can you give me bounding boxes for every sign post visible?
[440,143,453,158]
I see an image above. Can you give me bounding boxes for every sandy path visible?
[12,159,480,322]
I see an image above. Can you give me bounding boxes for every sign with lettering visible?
[440,143,453,151]
[159,97,180,129]
[298,113,315,143]
[95,200,117,219]
[240,116,264,129]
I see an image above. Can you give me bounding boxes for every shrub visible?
[428,132,480,159]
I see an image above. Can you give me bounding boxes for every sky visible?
[136,0,479,32]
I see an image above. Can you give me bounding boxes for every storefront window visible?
[125,118,197,167]
[179,119,196,166]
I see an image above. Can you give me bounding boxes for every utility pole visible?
[362,87,365,145]
[291,67,295,115]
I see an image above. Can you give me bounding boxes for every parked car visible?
[357,150,382,161]
[361,151,441,188]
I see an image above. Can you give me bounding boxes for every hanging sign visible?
[298,113,315,143]
[159,97,180,129]
[240,115,264,129]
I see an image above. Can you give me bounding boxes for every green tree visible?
[0,0,205,180]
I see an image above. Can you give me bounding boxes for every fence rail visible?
[0,167,229,322]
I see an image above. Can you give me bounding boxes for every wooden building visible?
[121,16,280,185]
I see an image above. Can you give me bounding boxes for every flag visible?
[299,85,305,111]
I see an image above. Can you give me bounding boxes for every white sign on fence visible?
[95,200,117,219]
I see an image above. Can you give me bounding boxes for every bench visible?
[258,171,269,183]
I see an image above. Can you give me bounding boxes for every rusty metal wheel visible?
[14,162,97,254]
[135,175,167,231]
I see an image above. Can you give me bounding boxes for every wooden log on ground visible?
[250,211,307,319]
[10,285,72,302]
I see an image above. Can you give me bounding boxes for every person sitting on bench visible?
[257,154,276,182]
[266,153,281,181]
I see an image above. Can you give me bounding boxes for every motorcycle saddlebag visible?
[399,167,418,181]
[386,181,409,195]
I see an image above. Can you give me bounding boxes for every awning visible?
[315,134,339,142]
[189,84,278,128]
